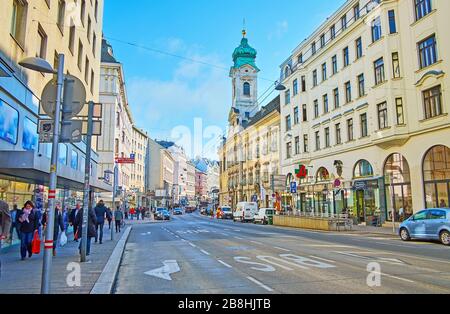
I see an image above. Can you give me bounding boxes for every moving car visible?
[185,206,196,214]
[218,206,233,219]
[399,208,450,245]
[254,208,275,225]
[233,202,258,223]
[155,208,170,221]
[173,208,183,215]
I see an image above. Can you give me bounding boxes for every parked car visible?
[399,208,450,245]
[254,208,275,225]
[173,208,183,215]
[233,202,258,223]
[219,206,233,220]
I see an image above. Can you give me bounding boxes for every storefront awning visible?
[0,151,112,193]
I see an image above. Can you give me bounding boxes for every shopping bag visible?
[31,230,41,255]
[59,231,67,247]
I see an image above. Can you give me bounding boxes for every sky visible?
[102,0,346,160]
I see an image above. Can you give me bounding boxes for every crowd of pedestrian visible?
[0,199,152,269]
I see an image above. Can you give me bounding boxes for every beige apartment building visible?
[130,126,148,207]
[280,0,450,226]
[98,39,134,208]
[0,0,108,217]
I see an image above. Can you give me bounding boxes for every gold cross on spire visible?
[242,18,246,38]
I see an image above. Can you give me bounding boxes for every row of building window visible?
[10,0,98,95]
[285,85,443,159]
[286,0,432,80]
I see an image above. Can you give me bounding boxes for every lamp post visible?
[103,166,117,241]
[19,54,65,294]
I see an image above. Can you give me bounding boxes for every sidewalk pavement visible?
[348,224,400,236]
[0,219,150,294]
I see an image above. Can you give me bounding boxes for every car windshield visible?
[156,208,165,212]
[222,208,231,212]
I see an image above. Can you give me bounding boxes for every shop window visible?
[0,100,19,145]
[384,153,413,222]
[423,145,450,208]
[316,167,330,182]
[22,118,38,151]
[354,160,373,178]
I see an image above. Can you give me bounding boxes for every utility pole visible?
[41,54,64,294]
[80,101,94,262]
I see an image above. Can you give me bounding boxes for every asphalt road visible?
[113,212,450,294]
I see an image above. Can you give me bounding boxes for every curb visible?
[90,226,132,294]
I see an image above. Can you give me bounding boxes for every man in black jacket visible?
[42,205,65,257]
[74,207,97,256]
[69,203,81,242]
[94,200,107,244]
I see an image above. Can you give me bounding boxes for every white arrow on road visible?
[140,232,152,236]
[144,260,180,281]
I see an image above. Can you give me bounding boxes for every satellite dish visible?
[40,75,86,119]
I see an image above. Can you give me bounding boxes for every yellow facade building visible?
[219,32,281,209]
[279,0,450,226]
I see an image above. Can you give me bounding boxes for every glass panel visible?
[437,183,449,208]
[425,183,437,209]
[22,118,38,151]
[423,145,450,181]
[0,100,19,145]
[384,153,411,183]
[403,184,413,219]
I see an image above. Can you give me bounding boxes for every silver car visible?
[399,208,450,245]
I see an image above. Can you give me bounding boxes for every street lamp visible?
[19,55,64,294]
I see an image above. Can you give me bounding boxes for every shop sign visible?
[353,181,367,190]
[295,165,308,179]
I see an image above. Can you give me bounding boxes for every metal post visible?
[390,174,396,234]
[80,101,94,262]
[41,54,64,295]
[111,164,118,241]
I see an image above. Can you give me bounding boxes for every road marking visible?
[246,276,273,292]
[375,272,415,283]
[273,247,291,252]
[200,249,210,256]
[309,256,337,264]
[188,242,197,248]
[234,236,244,240]
[250,241,263,245]
[181,239,187,242]
[218,260,233,268]
[221,233,229,236]
[144,260,180,281]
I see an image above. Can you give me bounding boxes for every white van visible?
[233,202,258,222]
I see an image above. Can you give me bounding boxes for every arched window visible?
[316,167,330,182]
[384,154,413,221]
[423,145,450,208]
[353,160,373,178]
[243,82,251,96]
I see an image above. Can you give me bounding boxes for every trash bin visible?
[268,215,274,225]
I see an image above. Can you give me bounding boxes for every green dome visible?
[232,37,259,70]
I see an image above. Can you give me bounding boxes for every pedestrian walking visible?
[94,200,107,244]
[9,205,21,242]
[114,207,124,233]
[106,207,112,230]
[440,199,448,208]
[69,203,81,242]
[0,200,12,278]
[41,205,65,257]
[74,207,97,257]
[16,201,39,261]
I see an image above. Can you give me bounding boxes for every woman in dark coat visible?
[74,208,97,256]
[16,201,39,260]
[41,205,65,257]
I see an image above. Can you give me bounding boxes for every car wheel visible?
[440,230,450,246]
[400,228,411,242]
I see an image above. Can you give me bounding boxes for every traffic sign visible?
[38,119,54,143]
[41,75,86,119]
